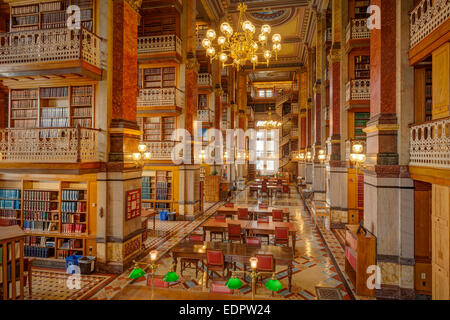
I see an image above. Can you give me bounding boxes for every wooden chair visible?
[205,250,229,288]
[237,208,249,220]
[227,223,244,244]
[282,185,290,198]
[258,203,269,209]
[256,254,276,295]
[272,210,284,222]
[274,227,289,247]
[259,185,269,198]
[245,237,261,248]
[210,215,226,241]
[180,235,204,278]
[224,203,234,208]
[253,217,270,245]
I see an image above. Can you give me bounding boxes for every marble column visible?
[97,0,144,273]
[363,0,415,299]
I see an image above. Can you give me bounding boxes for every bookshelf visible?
[139,15,178,37]
[354,55,370,79]
[9,0,94,32]
[140,116,176,141]
[198,94,208,109]
[0,226,25,300]
[142,67,176,89]
[9,85,94,129]
[354,112,370,139]
[425,67,432,121]
[353,0,370,19]
[162,117,175,141]
[142,171,173,212]
[0,179,94,260]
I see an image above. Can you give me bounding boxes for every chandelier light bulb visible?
[261,24,271,34]
[251,55,258,63]
[252,42,258,50]
[242,20,253,32]
[258,33,267,42]
[273,43,281,51]
[220,22,233,36]
[217,36,226,45]
[206,29,216,40]
[220,52,228,62]
[202,38,211,48]
[272,33,281,43]
[207,47,216,56]
[264,50,272,59]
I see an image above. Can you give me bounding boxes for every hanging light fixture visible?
[201,3,282,70]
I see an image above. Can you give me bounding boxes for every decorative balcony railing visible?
[141,141,176,160]
[222,93,229,104]
[198,73,212,86]
[346,18,370,43]
[281,133,291,146]
[0,127,102,163]
[345,79,370,102]
[0,27,101,69]
[197,109,211,122]
[292,128,299,137]
[137,88,185,108]
[410,0,450,48]
[410,117,450,169]
[291,103,299,114]
[138,35,182,56]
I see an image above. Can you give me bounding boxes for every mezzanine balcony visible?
[345,79,370,104]
[137,88,185,114]
[409,0,450,49]
[0,127,103,164]
[346,18,370,44]
[197,109,212,123]
[137,34,182,60]
[409,117,450,169]
[140,141,176,161]
[0,27,102,79]
[198,73,213,87]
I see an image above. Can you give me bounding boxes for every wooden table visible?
[246,221,297,255]
[202,218,249,241]
[142,208,157,231]
[171,241,294,291]
[215,206,290,221]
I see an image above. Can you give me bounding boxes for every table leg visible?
[153,215,156,231]
[203,228,207,242]
[291,231,296,256]
[288,262,292,291]
[172,254,178,273]
[287,213,290,222]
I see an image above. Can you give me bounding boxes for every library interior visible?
[0,0,450,301]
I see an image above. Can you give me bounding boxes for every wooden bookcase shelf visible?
[142,171,173,212]
[139,14,179,37]
[354,55,370,79]
[9,0,95,32]
[0,226,25,300]
[142,67,176,89]
[0,180,95,261]
[353,112,370,139]
[139,116,176,142]
[8,85,94,129]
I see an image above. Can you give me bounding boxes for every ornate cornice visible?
[121,0,142,13]
[214,87,224,96]
[327,48,341,63]
[186,57,200,72]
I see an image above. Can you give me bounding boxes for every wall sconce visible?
[318,149,326,162]
[133,143,152,164]
[350,141,366,171]
[298,152,305,161]
[306,151,312,162]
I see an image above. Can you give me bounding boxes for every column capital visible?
[116,0,142,13]
[186,55,200,71]
[214,86,224,96]
[327,48,341,63]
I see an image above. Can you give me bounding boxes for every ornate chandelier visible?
[201,3,282,70]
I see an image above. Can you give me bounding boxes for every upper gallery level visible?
[0,0,102,80]
[345,0,370,49]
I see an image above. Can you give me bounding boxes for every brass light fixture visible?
[202,3,282,70]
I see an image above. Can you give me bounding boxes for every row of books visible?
[24,236,55,247]
[72,96,92,106]
[11,109,38,119]
[61,201,86,213]
[0,211,19,221]
[40,1,69,12]
[72,86,93,96]
[0,200,21,210]
[72,118,92,127]
[156,182,171,200]
[0,189,21,200]
[11,90,38,100]
[23,201,57,212]
[24,246,54,258]
[41,11,67,24]
[41,107,69,119]
[23,211,59,221]
[61,212,85,224]
[62,190,86,201]
[11,119,37,128]
[11,99,38,109]
[40,87,69,98]
[40,118,70,128]
[72,107,92,117]
[12,5,39,15]
[24,190,57,202]
[57,249,80,259]
[0,219,19,226]
[23,221,57,232]
[59,239,82,249]
[72,0,94,8]
[12,15,39,26]
[62,223,86,234]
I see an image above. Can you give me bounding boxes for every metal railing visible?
[137,88,185,108]
[141,141,176,160]
[198,73,212,86]
[137,34,182,56]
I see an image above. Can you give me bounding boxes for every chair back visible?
[256,254,274,272]
[215,215,226,222]
[275,227,289,240]
[189,234,203,243]
[261,185,268,192]
[246,237,261,247]
[238,208,249,220]
[206,250,224,266]
[272,210,283,222]
[259,203,269,209]
[228,223,241,236]
[225,203,234,208]
[282,185,290,193]
[257,216,269,223]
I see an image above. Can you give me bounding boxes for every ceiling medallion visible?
[201,3,282,71]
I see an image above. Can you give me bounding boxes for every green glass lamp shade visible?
[129,267,146,279]
[265,278,283,292]
[163,271,179,282]
[226,276,243,290]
